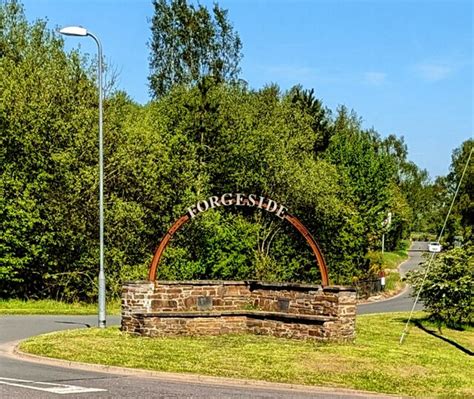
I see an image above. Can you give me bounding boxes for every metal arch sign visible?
[148,193,330,286]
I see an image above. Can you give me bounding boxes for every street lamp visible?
[59,26,106,328]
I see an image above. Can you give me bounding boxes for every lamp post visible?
[59,26,106,328]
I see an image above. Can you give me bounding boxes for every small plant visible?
[383,271,401,292]
[242,301,260,311]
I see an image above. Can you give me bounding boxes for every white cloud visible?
[364,71,387,86]
[414,63,453,81]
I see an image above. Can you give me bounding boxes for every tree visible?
[1,1,93,298]
[289,86,333,154]
[325,107,400,252]
[422,139,474,246]
[126,83,366,284]
[381,134,434,239]
[148,0,242,98]
[0,1,130,300]
[446,139,473,243]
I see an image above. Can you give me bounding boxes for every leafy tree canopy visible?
[148,0,242,98]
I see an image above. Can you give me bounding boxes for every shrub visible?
[365,251,384,275]
[406,245,473,327]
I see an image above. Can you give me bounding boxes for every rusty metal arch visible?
[148,204,329,286]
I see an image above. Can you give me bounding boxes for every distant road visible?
[357,241,427,315]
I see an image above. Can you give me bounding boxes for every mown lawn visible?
[19,312,473,398]
[0,299,121,315]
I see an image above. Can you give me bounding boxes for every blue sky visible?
[21,0,473,179]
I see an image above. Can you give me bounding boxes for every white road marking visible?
[0,377,107,394]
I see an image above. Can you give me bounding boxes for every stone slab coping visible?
[130,310,339,323]
[123,280,355,293]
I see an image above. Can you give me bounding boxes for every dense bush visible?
[406,245,473,327]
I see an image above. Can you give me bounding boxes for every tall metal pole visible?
[59,27,106,328]
[88,32,106,329]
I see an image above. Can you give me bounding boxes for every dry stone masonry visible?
[121,280,356,342]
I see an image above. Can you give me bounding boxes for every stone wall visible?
[121,280,356,342]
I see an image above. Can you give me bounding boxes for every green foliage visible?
[149,0,242,98]
[143,83,368,284]
[384,271,401,292]
[445,139,473,244]
[396,158,430,232]
[381,248,408,270]
[412,139,473,243]
[407,245,474,327]
[1,0,422,300]
[108,82,365,285]
[159,211,258,280]
[0,1,99,299]
[365,251,384,275]
[324,110,419,255]
[289,86,333,153]
[410,232,437,241]
[326,107,396,250]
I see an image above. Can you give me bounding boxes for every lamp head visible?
[58,26,88,37]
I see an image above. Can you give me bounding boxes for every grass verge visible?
[381,247,409,270]
[0,299,121,315]
[371,243,409,296]
[19,312,473,398]
[383,270,401,292]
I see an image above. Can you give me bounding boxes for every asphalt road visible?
[357,241,427,315]
[0,245,428,398]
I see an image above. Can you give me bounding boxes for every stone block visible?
[184,297,196,309]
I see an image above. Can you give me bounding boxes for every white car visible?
[428,242,442,253]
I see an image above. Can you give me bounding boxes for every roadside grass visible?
[19,312,473,398]
[380,242,409,294]
[362,244,408,297]
[0,299,121,315]
[383,271,401,292]
[381,247,409,270]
